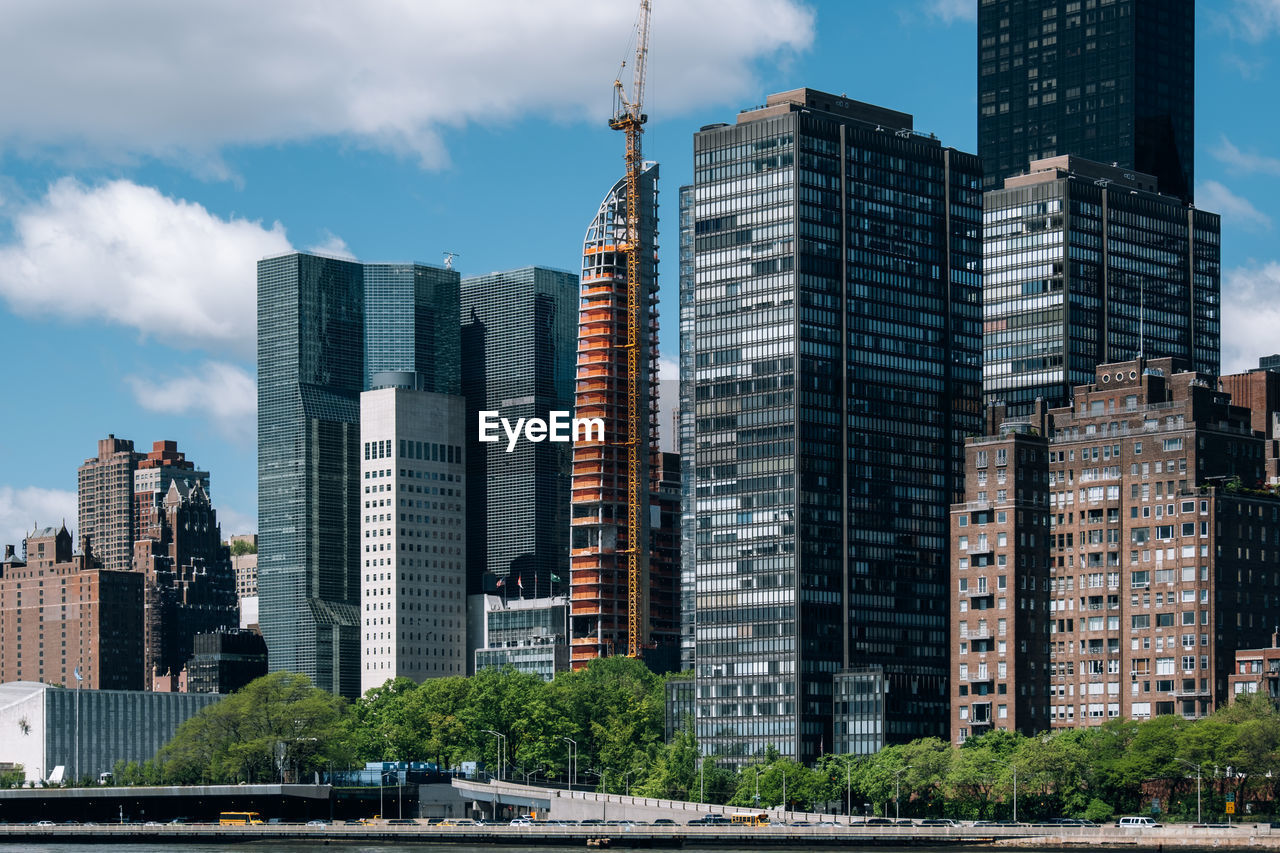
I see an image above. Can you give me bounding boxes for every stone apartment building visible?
[952,358,1280,742]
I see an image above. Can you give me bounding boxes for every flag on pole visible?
[495,578,505,588]
[74,666,83,683]
[551,573,561,583]
[517,574,524,593]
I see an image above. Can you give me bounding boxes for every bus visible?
[731,812,770,827]
[219,812,265,825]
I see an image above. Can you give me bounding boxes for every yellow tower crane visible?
[608,0,650,659]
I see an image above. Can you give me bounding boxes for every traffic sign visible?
[1226,802,1236,815]
[1226,792,1236,803]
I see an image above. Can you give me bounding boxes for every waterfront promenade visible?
[0,820,1276,848]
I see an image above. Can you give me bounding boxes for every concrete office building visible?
[359,377,467,693]
[949,358,1280,741]
[983,156,1219,413]
[692,88,983,763]
[0,526,143,690]
[978,0,1195,201]
[460,267,577,599]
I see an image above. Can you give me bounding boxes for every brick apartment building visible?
[0,525,144,690]
[952,358,1280,742]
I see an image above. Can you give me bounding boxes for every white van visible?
[1117,816,1162,828]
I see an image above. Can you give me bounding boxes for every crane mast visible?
[608,0,650,659]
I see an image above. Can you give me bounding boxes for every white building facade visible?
[360,381,467,694]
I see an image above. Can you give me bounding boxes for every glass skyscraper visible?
[364,263,460,393]
[678,184,697,671]
[691,89,983,764]
[983,156,1220,413]
[258,253,460,698]
[258,253,365,698]
[978,0,1195,202]
[460,267,578,599]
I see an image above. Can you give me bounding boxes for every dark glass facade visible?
[365,263,461,393]
[983,157,1220,413]
[258,253,364,698]
[978,0,1195,202]
[460,267,577,598]
[692,89,983,764]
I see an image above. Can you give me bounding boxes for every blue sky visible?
[1,0,1278,547]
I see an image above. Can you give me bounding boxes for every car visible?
[387,819,416,825]
[35,821,55,827]
[580,818,604,826]
[865,817,894,826]
[920,818,960,827]
[653,818,675,825]
[1117,816,1162,828]
[790,821,812,826]
[306,820,327,827]
[816,820,838,827]
[144,821,163,827]
[509,818,532,826]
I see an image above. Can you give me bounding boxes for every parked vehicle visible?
[1117,816,1162,828]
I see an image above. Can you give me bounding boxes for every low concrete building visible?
[0,681,220,783]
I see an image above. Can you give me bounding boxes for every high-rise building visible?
[948,404,1052,741]
[359,376,467,692]
[978,0,1195,201]
[677,184,697,672]
[130,440,236,688]
[1220,361,1280,484]
[0,525,144,690]
[133,478,237,689]
[983,156,1220,414]
[570,163,676,669]
[364,263,460,393]
[78,435,143,572]
[950,358,1280,741]
[460,267,577,598]
[692,88,983,763]
[258,252,459,698]
[258,252,365,698]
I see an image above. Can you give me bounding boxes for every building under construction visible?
[570,163,677,670]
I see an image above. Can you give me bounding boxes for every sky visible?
[1,0,1279,549]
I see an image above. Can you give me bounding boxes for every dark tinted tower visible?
[978,0,1194,201]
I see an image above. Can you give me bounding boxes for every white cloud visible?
[1222,262,1280,375]
[1196,180,1272,232]
[0,178,291,358]
[307,232,357,261]
[127,361,257,442]
[1227,0,1280,41]
[1213,135,1280,176]
[217,504,258,538]
[0,1,814,169]
[0,486,77,554]
[924,0,976,24]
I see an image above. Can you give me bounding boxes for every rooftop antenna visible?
[443,251,460,271]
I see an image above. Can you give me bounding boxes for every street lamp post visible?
[1175,759,1202,824]
[1012,764,1018,823]
[481,730,507,782]
[562,737,577,791]
[698,756,704,803]
[846,760,853,825]
[893,765,913,822]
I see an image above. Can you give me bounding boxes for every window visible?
[1163,438,1183,452]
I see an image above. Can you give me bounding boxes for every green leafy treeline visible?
[144,666,1280,821]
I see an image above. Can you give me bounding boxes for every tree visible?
[156,671,349,784]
